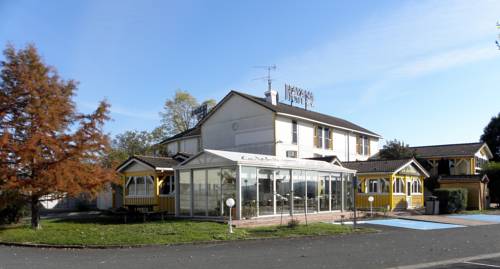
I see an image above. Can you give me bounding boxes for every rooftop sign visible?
[284,84,314,110]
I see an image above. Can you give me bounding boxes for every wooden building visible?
[343,158,429,211]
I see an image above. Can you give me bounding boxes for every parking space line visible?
[463,261,500,268]
[386,252,500,269]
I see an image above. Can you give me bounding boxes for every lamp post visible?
[226,198,235,234]
[368,196,374,217]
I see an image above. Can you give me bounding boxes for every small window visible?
[393,178,404,193]
[368,179,379,193]
[324,127,332,150]
[125,176,154,197]
[366,178,389,193]
[286,150,298,158]
[411,180,422,194]
[357,135,370,155]
[292,120,298,144]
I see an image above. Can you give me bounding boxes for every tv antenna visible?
[496,21,500,50]
[253,65,277,91]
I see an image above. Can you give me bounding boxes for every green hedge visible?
[433,188,468,213]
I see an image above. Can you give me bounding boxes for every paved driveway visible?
[1,223,500,269]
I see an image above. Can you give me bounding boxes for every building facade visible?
[167,90,381,162]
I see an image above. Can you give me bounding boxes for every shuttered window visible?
[315,126,334,150]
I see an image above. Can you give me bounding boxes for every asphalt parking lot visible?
[426,257,500,269]
[2,223,500,269]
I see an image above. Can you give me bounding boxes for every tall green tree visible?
[159,90,216,137]
[105,129,163,167]
[481,112,500,161]
[0,44,117,229]
[483,162,500,206]
[377,139,416,160]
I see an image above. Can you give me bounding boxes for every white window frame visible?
[357,135,370,156]
[393,178,404,194]
[365,178,389,194]
[125,175,155,197]
[367,179,379,193]
[411,179,422,194]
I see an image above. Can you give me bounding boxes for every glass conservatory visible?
[175,149,356,220]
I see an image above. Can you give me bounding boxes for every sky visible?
[1,0,499,147]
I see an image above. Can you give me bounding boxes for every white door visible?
[406,181,412,209]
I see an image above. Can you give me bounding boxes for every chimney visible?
[265,89,278,106]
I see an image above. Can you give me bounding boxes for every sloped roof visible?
[196,91,380,137]
[116,155,180,172]
[342,159,412,174]
[410,142,486,158]
[179,149,355,173]
[439,174,489,183]
[233,91,380,137]
[159,126,201,145]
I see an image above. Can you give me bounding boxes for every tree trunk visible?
[30,196,41,230]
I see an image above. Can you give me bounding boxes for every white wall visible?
[274,115,379,161]
[202,94,275,155]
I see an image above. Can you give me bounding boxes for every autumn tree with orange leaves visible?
[0,44,117,229]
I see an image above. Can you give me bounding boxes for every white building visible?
[160,90,381,161]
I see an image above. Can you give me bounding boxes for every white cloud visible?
[78,101,158,121]
[236,0,500,100]
[394,46,497,79]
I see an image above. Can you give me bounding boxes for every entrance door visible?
[406,180,412,209]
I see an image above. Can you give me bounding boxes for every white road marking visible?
[386,252,500,269]
[463,261,500,268]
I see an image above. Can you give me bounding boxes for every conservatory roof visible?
[178,149,355,173]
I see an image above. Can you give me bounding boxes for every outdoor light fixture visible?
[368,196,374,217]
[226,198,235,234]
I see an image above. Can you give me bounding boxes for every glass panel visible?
[241,166,258,218]
[193,170,207,216]
[125,176,134,196]
[343,173,353,210]
[319,172,330,211]
[179,171,191,216]
[136,176,145,196]
[275,169,291,215]
[292,170,306,214]
[331,174,342,210]
[207,169,221,216]
[258,168,274,216]
[159,176,171,195]
[221,168,237,217]
[306,171,318,213]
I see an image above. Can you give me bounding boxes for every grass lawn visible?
[0,217,367,246]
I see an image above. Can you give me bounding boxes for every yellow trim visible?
[389,174,394,209]
[122,171,157,177]
[471,157,475,174]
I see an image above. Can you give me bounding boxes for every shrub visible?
[287,219,300,228]
[0,191,28,224]
[434,188,468,213]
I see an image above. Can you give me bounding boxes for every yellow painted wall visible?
[122,171,176,213]
[356,175,425,211]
